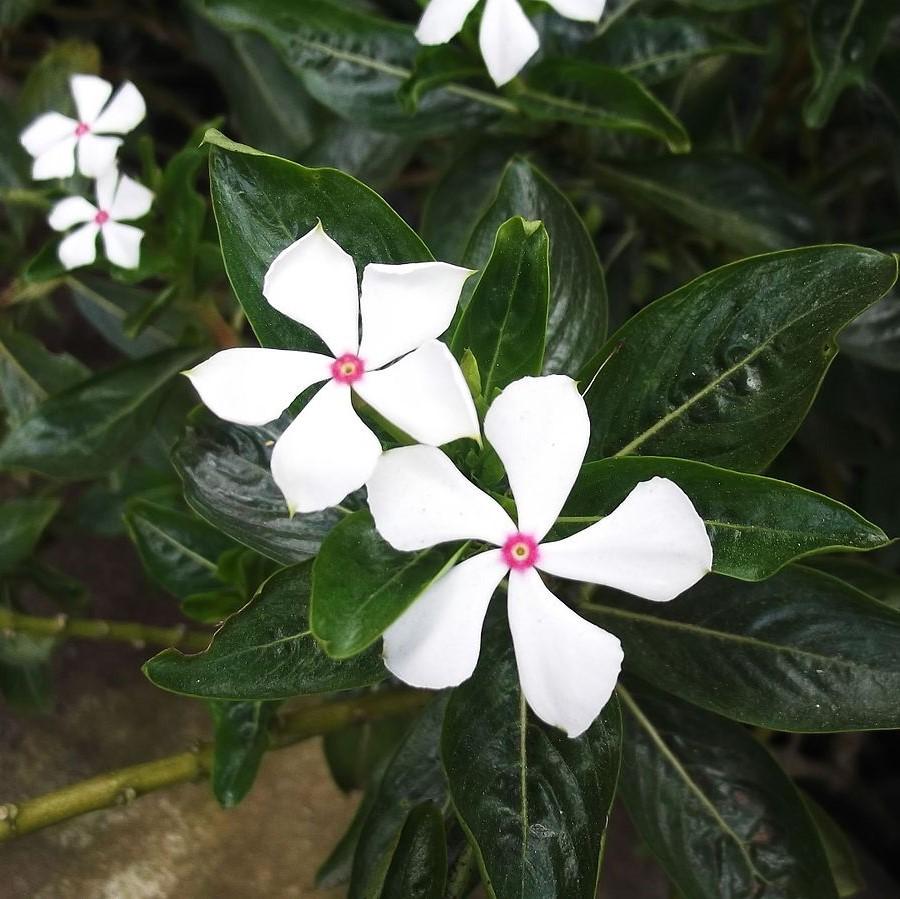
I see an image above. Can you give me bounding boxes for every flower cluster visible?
[187,224,713,737]
[20,74,153,270]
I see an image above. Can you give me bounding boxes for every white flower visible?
[367,375,712,737]
[20,74,146,180]
[416,0,607,86]
[48,167,154,270]
[185,223,480,515]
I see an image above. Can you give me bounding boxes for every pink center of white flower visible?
[94,209,110,226]
[502,532,539,571]
[330,353,365,385]
[74,122,91,137]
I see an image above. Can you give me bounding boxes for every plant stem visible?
[0,607,211,652]
[197,300,240,349]
[0,689,428,842]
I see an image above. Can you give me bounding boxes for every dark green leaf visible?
[803,795,865,898]
[0,498,59,575]
[580,246,898,471]
[17,39,100,120]
[806,556,900,609]
[442,611,621,899]
[380,803,447,899]
[583,566,900,731]
[143,562,386,700]
[452,217,549,396]
[618,681,838,899]
[311,511,461,659]
[0,631,55,712]
[399,44,485,111]
[324,710,412,793]
[839,292,900,371]
[560,456,888,580]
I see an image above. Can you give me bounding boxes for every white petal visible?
[77,133,122,178]
[70,74,113,123]
[358,261,474,369]
[271,381,381,514]
[383,550,506,689]
[484,375,588,541]
[184,349,332,426]
[110,173,154,221]
[95,166,119,211]
[31,137,77,180]
[415,0,480,44]
[479,0,539,87]
[101,221,143,269]
[543,0,606,22]
[537,477,713,602]
[48,196,97,232]
[20,112,77,157]
[91,81,146,134]
[57,223,99,270]
[366,444,515,551]
[354,340,479,446]
[262,223,360,357]
[508,568,622,738]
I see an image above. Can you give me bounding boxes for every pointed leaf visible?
[380,803,447,899]
[0,498,60,575]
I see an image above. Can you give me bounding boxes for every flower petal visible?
[367,444,515,551]
[70,74,113,124]
[384,549,507,688]
[479,0,539,87]
[31,137,77,180]
[91,81,146,134]
[262,223,360,357]
[508,568,622,737]
[184,348,332,426]
[537,477,713,602]
[20,112,77,157]
[95,166,118,211]
[484,375,588,541]
[77,133,122,178]
[354,340,479,446]
[357,261,474,369]
[100,221,143,269]
[110,173,154,221]
[543,0,606,22]
[48,196,97,232]
[57,223,99,270]
[415,0,480,44]
[271,380,381,514]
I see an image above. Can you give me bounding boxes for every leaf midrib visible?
[132,513,220,573]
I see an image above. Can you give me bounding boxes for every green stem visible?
[0,689,428,842]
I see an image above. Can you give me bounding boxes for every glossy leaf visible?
[839,292,900,371]
[311,511,461,659]
[807,556,900,609]
[803,795,865,898]
[442,610,621,899]
[380,803,447,899]
[583,566,900,731]
[0,348,199,480]
[452,217,549,396]
[0,498,60,575]
[580,246,898,470]
[618,681,838,899]
[559,456,888,580]
[143,562,386,700]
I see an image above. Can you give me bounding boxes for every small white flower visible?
[416,0,607,86]
[48,167,154,270]
[20,74,146,180]
[185,223,480,515]
[367,375,712,737]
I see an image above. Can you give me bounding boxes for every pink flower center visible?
[94,209,110,226]
[74,121,91,137]
[330,353,365,385]
[502,532,539,571]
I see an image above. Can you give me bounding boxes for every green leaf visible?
[593,154,817,254]
[207,128,431,350]
[324,711,411,793]
[209,699,279,808]
[514,60,690,153]
[143,562,386,700]
[379,803,447,899]
[311,511,461,659]
[803,0,896,128]
[560,456,888,580]
[452,217,549,396]
[0,348,198,480]
[17,39,100,120]
[617,681,838,899]
[173,411,345,566]
[803,795,865,898]
[442,611,622,899]
[839,292,900,371]
[0,631,55,712]
[806,556,900,609]
[0,498,59,575]
[582,566,900,731]
[580,246,898,471]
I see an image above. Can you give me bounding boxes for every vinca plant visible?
[2,0,900,896]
